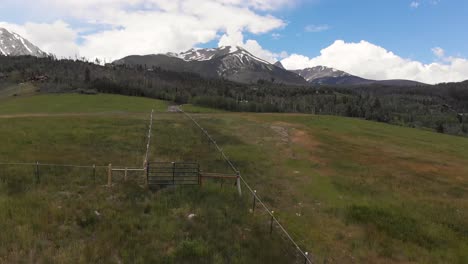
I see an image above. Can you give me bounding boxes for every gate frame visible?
[146,161,201,187]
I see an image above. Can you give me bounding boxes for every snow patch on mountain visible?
[115,46,307,85]
[293,66,350,82]
[0,28,48,57]
[165,46,272,65]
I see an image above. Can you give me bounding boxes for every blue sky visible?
[1,0,467,83]
[262,0,467,64]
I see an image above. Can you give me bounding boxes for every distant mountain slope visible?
[274,61,285,69]
[292,65,426,86]
[166,47,234,61]
[310,75,426,86]
[0,28,47,57]
[374,79,427,86]
[113,46,308,85]
[293,66,350,82]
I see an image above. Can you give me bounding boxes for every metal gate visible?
[147,162,200,186]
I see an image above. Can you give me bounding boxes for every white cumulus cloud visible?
[281,40,468,84]
[218,29,287,63]
[1,0,292,61]
[2,1,467,84]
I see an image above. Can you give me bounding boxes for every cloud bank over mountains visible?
[1,0,289,60]
[1,0,467,84]
[281,40,468,84]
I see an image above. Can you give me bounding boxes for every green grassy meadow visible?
[0,94,168,115]
[1,93,467,263]
[180,104,228,113]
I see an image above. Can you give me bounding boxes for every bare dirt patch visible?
[270,125,289,143]
[269,121,325,167]
[167,105,181,113]
[290,129,321,151]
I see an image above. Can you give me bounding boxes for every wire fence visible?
[0,108,315,262]
[0,162,109,188]
[179,108,313,264]
[0,164,151,188]
[0,110,156,189]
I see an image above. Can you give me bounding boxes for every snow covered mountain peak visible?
[293,66,350,82]
[116,45,307,85]
[165,46,270,64]
[0,28,48,57]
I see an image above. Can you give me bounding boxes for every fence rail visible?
[179,107,313,264]
[112,168,145,171]
[0,162,111,186]
[147,162,200,186]
[0,162,108,168]
[0,162,147,186]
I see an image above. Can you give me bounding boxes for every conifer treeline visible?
[1,55,467,136]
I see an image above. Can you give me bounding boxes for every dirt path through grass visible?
[166,105,181,112]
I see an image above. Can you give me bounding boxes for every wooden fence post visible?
[198,164,201,187]
[93,164,96,184]
[270,211,275,234]
[145,162,149,188]
[107,164,112,187]
[35,161,40,184]
[236,172,242,196]
[252,190,257,213]
[172,162,175,185]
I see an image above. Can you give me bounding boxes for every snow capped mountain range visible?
[0,27,425,86]
[114,46,426,86]
[167,46,235,61]
[163,47,357,84]
[0,28,47,57]
[114,46,307,85]
[293,66,424,86]
[166,46,271,65]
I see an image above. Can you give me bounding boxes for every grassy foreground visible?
[191,113,468,263]
[0,94,294,263]
[1,93,468,263]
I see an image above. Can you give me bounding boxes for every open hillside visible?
[1,56,467,137]
[1,94,467,263]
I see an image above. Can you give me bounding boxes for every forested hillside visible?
[1,56,467,136]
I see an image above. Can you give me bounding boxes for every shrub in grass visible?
[76,209,98,229]
[173,239,210,262]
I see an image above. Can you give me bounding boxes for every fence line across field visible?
[2,110,156,187]
[0,162,108,168]
[0,109,313,262]
[144,109,154,167]
[178,107,313,264]
[111,168,145,171]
